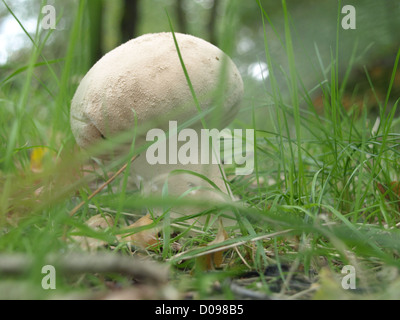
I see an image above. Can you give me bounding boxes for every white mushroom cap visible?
[70,32,244,226]
[70,32,243,149]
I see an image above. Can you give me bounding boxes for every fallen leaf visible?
[377,181,400,196]
[196,219,229,271]
[119,214,160,250]
[71,214,114,250]
[30,147,48,173]
[86,214,114,229]
[377,181,400,211]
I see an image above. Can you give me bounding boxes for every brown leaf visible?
[377,181,400,211]
[377,182,386,195]
[72,214,114,250]
[119,214,160,250]
[196,219,229,271]
[390,181,400,196]
[377,181,400,197]
[86,214,114,229]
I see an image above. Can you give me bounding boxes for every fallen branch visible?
[69,155,139,216]
[0,252,168,284]
[227,280,274,300]
[169,229,294,262]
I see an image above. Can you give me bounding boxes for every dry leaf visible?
[119,214,160,249]
[377,181,400,196]
[86,214,114,229]
[196,219,229,270]
[377,181,400,211]
[72,214,114,250]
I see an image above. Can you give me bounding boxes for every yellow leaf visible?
[30,147,47,173]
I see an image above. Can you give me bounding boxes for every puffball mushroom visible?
[70,32,244,225]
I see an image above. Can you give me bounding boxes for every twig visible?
[169,229,294,262]
[279,256,300,295]
[234,246,252,270]
[170,223,206,234]
[223,279,275,300]
[287,284,319,300]
[0,252,168,284]
[69,155,139,216]
[88,204,142,218]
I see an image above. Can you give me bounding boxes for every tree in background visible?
[175,0,187,34]
[87,0,140,66]
[207,0,219,45]
[175,0,220,45]
[121,0,140,43]
[87,0,103,67]
[87,0,222,66]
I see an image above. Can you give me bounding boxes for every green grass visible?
[1,0,400,300]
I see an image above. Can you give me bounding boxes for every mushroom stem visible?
[131,137,236,226]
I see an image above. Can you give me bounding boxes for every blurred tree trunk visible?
[208,0,219,45]
[87,0,104,66]
[176,0,187,33]
[384,1,400,43]
[121,0,140,43]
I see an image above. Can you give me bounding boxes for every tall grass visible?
[0,0,400,299]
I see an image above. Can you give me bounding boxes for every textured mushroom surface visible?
[70,32,244,149]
